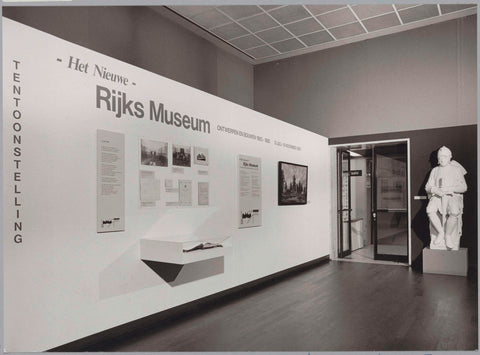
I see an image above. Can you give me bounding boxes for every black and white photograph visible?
[194,146,209,166]
[3,1,478,353]
[172,144,191,167]
[140,139,168,167]
[278,161,308,205]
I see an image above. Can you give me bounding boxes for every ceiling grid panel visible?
[165,4,477,62]
[302,5,337,41]
[214,6,282,56]
[261,6,310,50]
[392,5,405,25]
[347,5,369,33]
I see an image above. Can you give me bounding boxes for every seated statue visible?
[425,146,467,250]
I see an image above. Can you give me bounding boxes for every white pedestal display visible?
[422,247,468,276]
[140,235,228,264]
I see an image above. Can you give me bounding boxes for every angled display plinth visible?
[140,236,229,264]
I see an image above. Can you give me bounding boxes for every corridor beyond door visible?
[335,140,409,265]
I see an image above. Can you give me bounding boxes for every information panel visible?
[97,129,125,232]
[238,155,262,228]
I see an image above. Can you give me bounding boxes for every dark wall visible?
[330,125,477,270]
[3,6,254,109]
[254,15,477,138]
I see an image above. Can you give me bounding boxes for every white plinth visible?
[140,236,228,264]
[423,247,468,276]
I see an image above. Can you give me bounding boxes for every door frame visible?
[330,138,411,265]
[337,149,352,258]
[372,142,409,263]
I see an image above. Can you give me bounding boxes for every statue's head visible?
[437,146,452,167]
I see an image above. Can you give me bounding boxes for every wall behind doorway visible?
[254,15,477,138]
[330,125,477,271]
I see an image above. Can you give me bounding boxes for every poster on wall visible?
[194,146,209,166]
[198,182,209,206]
[140,139,168,167]
[238,155,262,228]
[165,179,178,193]
[179,180,192,206]
[97,130,125,232]
[278,161,308,205]
[139,170,161,207]
[172,144,191,167]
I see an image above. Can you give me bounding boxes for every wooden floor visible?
[93,261,478,352]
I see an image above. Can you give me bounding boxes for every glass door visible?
[372,143,408,262]
[337,149,352,258]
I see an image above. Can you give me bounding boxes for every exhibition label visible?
[238,155,262,228]
[97,130,125,232]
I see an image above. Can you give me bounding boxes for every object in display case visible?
[172,144,191,167]
[194,146,209,166]
[140,235,230,264]
[140,139,168,167]
[183,242,223,253]
[278,161,308,205]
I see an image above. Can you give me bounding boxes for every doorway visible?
[334,140,410,265]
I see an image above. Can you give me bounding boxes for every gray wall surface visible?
[254,15,477,138]
[3,6,254,109]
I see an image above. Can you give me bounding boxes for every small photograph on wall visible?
[278,161,308,205]
[140,139,168,167]
[172,144,191,167]
[194,146,209,166]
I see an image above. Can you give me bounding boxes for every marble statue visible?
[425,146,467,250]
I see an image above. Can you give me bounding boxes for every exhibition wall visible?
[3,18,330,351]
[254,15,477,138]
[330,125,478,269]
[2,6,254,109]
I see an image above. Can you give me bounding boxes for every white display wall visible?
[3,18,331,351]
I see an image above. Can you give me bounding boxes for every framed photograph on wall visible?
[140,139,168,167]
[172,144,191,167]
[194,146,209,166]
[278,161,308,205]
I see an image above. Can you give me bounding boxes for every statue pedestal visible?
[423,247,468,276]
